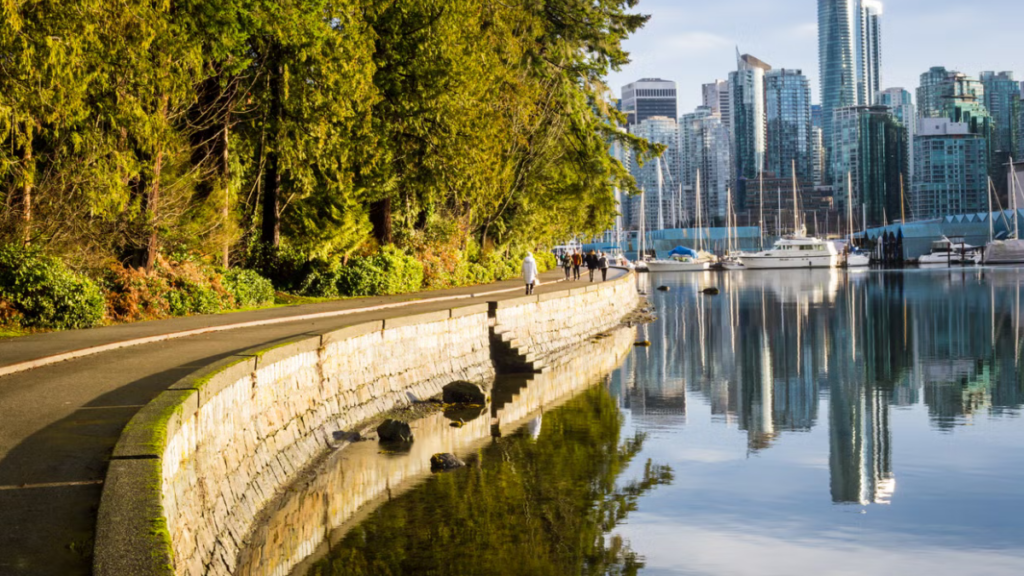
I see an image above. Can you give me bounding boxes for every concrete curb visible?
[91,270,634,575]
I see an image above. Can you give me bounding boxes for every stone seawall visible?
[94,272,639,576]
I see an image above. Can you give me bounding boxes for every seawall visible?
[93,272,639,576]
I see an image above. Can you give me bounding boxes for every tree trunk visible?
[370,197,392,245]
[261,51,282,247]
[21,121,33,244]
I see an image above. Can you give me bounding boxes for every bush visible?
[297,260,343,298]
[337,246,424,297]
[245,243,314,293]
[0,244,106,329]
[103,266,173,322]
[535,251,557,272]
[223,269,276,308]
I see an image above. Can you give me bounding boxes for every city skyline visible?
[607,0,1023,113]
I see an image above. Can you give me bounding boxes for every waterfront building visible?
[981,71,1020,194]
[819,1,884,183]
[917,66,955,119]
[680,107,732,226]
[621,79,678,127]
[877,88,916,182]
[911,118,988,220]
[627,116,680,231]
[702,79,732,134]
[765,68,813,183]
[730,53,771,210]
[832,105,907,227]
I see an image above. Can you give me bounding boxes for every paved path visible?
[0,269,623,576]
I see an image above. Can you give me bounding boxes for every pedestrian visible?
[598,251,609,281]
[585,250,599,282]
[571,250,583,281]
[522,252,539,295]
[561,251,572,281]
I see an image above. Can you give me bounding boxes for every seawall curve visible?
[93,272,639,576]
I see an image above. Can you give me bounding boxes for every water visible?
[299,268,1024,576]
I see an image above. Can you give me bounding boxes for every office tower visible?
[621,79,678,127]
[680,107,732,225]
[911,118,988,220]
[917,67,985,119]
[702,79,733,135]
[730,53,771,210]
[812,127,825,185]
[832,105,907,227]
[765,68,813,182]
[877,88,916,182]
[981,72,1020,192]
[627,116,680,231]
[858,1,884,106]
[812,104,823,129]
[1019,82,1024,158]
[820,1,883,182]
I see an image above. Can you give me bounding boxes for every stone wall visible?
[94,272,638,576]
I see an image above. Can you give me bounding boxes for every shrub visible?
[535,251,557,272]
[297,260,343,298]
[337,245,424,297]
[223,269,276,308]
[0,244,105,329]
[244,243,314,293]
[103,266,173,322]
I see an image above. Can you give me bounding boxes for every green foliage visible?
[337,246,424,297]
[222,269,276,308]
[307,387,673,576]
[0,244,105,329]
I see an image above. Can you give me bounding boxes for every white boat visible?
[984,163,1024,265]
[846,250,871,268]
[919,237,981,266]
[646,256,710,272]
[739,235,839,269]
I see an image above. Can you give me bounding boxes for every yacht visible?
[739,234,839,269]
[645,255,710,272]
[919,237,981,266]
[846,249,871,268]
[983,164,1024,265]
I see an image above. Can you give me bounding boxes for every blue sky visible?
[606,0,1024,112]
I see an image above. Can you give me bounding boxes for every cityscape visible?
[609,0,1024,243]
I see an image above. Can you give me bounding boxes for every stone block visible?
[320,321,384,347]
[383,309,451,330]
[449,303,489,319]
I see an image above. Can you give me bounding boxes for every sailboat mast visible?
[656,157,665,231]
[696,169,703,252]
[639,188,646,261]
[1013,157,1020,240]
[791,160,799,235]
[759,171,765,250]
[899,173,906,225]
[727,188,733,254]
[847,172,854,242]
[988,177,995,244]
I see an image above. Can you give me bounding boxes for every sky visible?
[606,0,1024,113]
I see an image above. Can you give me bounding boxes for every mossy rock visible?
[430,453,466,472]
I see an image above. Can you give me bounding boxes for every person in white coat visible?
[522,252,539,295]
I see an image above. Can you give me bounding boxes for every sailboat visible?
[721,188,746,270]
[646,169,709,272]
[739,165,838,269]
[984,158,1024,265]
[845,172,870,267]
[634,187,649,271]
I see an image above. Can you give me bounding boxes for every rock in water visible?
[442,381,487,405]
[702,287,721,296]
[377,419,413,443]
[430,453,466,472]
[656,286,671,292]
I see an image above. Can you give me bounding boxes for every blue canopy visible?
[668,246,698,258]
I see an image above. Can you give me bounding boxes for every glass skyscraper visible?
[730,53,771,210]
[912,118,988,220]
[832,105,907,227]
[819,1,884,184]
[621,79,678,127]
[627,116,680,231]
[877,87,916,182]
[981,71,1020,194]
[680,107,732,226]
[765,69,813,182]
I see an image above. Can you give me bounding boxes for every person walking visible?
[561,251,572,281]
[585,250,599,282]
[598,251,609,281]
[571,249,583,281]
[522,252,539,295]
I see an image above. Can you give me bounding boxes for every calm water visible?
[305,268,1024,576]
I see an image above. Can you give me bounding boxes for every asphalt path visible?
[0,269,625,576]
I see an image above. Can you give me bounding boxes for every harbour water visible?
[302,268,1024,576]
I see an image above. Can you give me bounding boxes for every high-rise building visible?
[812,127,825,185]
[621,79,678,127]
[858,1,884,106]
[730,53,771,210]
[819,1,884,183]
[917,66,953,119]
[680,107,732,226]
[877,88,916,182]
[627,116,680,231]
[1019,82,1024,159]
[832,105,907,227]
[812,104,824,130]
[981,71,1020,192]
[702,79,732,134]
[765,69,813,182]
[911,118,988,220]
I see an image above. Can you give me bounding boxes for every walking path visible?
[0,269,623,576]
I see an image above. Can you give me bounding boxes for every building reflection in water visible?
[617,268,1024,506]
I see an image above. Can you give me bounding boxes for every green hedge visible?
[223,269,276,308]
[337,246,424,297]
[0,245,106,329]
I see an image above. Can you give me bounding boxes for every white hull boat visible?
[984,239,1024,265]
[919,237,981,266]
[646,259,710,272]
[739,236,839,270]
[846,252,871,268]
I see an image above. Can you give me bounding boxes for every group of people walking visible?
[520,249,610,295]
[561,250,609,283]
